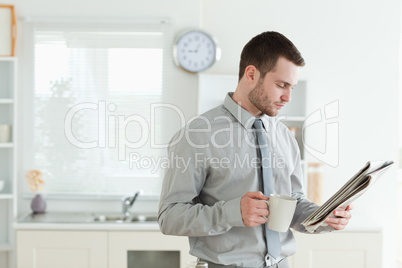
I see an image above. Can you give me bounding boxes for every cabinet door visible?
[17,230,107,268]
[109,231,195,268]
[290,232,382,268]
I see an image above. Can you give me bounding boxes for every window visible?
[23,20,174,197]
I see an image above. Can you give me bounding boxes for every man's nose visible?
[281,89,291,103]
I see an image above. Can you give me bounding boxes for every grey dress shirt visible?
[158,93,333,267]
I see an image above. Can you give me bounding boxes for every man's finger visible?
[327,222,345,230]
[245,191,268,200]
[345,204,353,211]
[254,199,269,209]
[326,216,348,225]
[334,209,352,219]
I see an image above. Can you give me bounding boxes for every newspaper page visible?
[301,160,394,233]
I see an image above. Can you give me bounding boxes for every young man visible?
[158,31,352,268]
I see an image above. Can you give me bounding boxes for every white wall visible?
[201,1,400,267]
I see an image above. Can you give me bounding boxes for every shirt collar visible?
[223,92,271,131]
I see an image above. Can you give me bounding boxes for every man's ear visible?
[244,65,260,85]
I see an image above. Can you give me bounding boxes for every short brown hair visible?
[238,31,305,81]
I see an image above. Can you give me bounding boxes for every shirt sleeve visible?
[290,196,334,234]
[158,130,245,237]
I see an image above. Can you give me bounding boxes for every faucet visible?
[121,191,140,218]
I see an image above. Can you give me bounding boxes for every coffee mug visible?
[264,194,297,232]
[0,124,11,143]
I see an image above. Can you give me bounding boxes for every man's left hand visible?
[325,204,353,230]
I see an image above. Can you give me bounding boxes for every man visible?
[158,31,352,268]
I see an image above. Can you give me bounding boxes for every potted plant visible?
[26,170,46,213]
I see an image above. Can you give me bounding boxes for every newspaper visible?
[301,160,394,233]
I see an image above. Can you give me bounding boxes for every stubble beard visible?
[248,80,278,117]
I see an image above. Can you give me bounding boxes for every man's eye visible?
[277,84,285,88]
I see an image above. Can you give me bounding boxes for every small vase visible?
[31,194,47,213]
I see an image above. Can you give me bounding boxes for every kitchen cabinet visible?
[16,227,382,268]
[16,229,192,268]
[0,57,17,268]
[16,231,108,268]
[288,231,382,268]
[109,231,193,268]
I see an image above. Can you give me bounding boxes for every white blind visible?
[27,21,175,196]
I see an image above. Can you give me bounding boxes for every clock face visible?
[174,30,219,73]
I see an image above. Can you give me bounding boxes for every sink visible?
[92,213,158,223]
[19,212,95,223]
[19,212,158,224]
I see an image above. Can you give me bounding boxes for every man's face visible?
[248,57,300,117]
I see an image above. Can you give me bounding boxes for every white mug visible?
[0,124,11,143]
[264,194,297,232]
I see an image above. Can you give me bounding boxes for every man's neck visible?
[232,90,262,118]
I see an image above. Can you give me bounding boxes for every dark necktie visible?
[253,119,281,259]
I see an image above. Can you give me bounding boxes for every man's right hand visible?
[240,191,269,227]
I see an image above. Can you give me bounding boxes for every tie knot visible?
[253,119,264,130]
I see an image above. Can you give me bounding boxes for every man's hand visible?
[325,204,353,230]
[240,191,269,227]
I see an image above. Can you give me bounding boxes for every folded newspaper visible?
[301,160,394,233]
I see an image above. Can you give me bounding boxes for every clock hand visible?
[188,43,202,53]
[194,43,202,53]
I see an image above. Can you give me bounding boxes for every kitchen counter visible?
[14,210,381,232]
[14,212,160,231]
[15,212,382,268]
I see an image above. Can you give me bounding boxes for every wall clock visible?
[173,29,221,73]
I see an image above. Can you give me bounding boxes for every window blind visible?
[26,20,175,197]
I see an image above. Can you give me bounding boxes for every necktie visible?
[253,119,281,259]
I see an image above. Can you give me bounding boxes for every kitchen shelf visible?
[0,99,13,104]
[280,116,305,122]
[0,57,15,62]
[0,55,17,268]
[0,143,13,148]
[0,243,13,252]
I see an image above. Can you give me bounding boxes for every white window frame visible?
[20,18,176,199]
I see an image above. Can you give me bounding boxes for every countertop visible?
[13,212,160,231]
[13,210,382,233]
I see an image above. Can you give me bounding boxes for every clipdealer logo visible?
[64,101,186,161]
[302,100,339,167]
[63,100,340,168]
[128,151,286,174]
